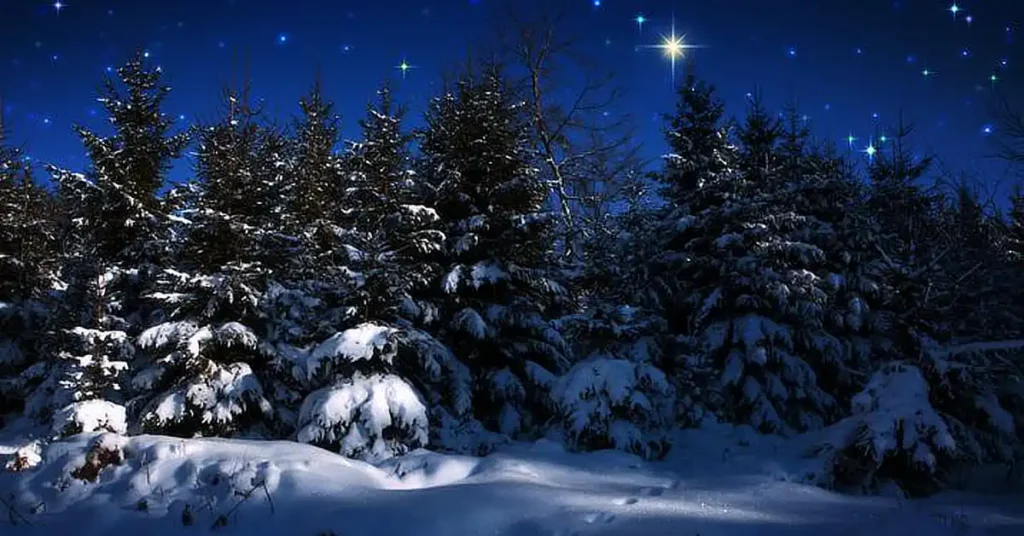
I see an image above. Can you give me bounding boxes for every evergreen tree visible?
[270,85,467,461]
[65,52,189,266]
[289,79,342,229]
[345,86,445,324]
[421,66,571,444]
[28,54,187,432]
[814,127,1024,495]
[130,88,281,438]
[0,130,56,420]
[657,93,863,434]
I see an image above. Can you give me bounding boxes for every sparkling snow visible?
[1,424,1021,535]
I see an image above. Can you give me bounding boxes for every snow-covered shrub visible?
[286,323,467,460]
[52,399,127,437]
[554,304,681,458]
[133,317,274,437]
[811,362,964,496]
[296,372,428,462]
[552,359,675,460]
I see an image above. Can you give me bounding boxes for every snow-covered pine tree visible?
[420,65,571,445]
[28,53,187,435]
[30,247,132,438]
[130,87,282,438]
[553,163,680,459]
[62,52,189,267]
[344,85,445,324]
[0,130,56,421]
[279,86,472,461]
[260,82,358,430]
[772,113,883,415]
[812,126,1024,495]
[658,93,852,434]
[554,304,675,459]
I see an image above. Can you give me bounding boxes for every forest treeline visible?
[1,42,1024,498]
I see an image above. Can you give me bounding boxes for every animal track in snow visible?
[582,511,616,524]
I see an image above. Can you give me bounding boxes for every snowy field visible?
[1,423,1022,536]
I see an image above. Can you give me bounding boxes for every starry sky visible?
[1,0,1022,195]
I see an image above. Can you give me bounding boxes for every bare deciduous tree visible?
[490,3,642,259]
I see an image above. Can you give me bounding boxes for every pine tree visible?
[420,66,571,445]
[64,52,189,266]
[28,54,187,432]
[289,79,342,229]
[0,127,56,420]
[813,126,1024,495]
[658,93,860,434]
[261,85,467,461]
[345,86,445,324]
[130,87,281,438]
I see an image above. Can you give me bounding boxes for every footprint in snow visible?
[640,486,665,497]
[582,512,616,524]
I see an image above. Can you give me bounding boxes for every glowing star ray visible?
[639,18,705,85]
[396,59,417,79]
[949,2,960,18]
[863,138,878,162]
[635,14,647,32]
[53,1,65,14]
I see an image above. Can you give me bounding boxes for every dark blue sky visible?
[1,0,1022,195]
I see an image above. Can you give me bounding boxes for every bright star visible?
[949,3,960,18]
[635,14,647,31]
[53,1,65,14]
[396,59,416,78]
[922,68,934,77]
[863,140,877,161]
[981,124,994,135]
[965,14,973,25]
[593,0,601,7]
[879,135,888,143]
[277,33,288,44]
[639,18,704,85]
[846,133,858,148]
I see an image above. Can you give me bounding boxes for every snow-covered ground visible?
[1,422,1022,535]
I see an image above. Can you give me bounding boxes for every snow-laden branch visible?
[930,339,1024,358]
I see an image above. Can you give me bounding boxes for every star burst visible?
[396,59,416,79]
[640,19,704,84]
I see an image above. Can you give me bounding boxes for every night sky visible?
[1,0,1022,194]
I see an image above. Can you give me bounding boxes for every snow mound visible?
[0,429,1022,535]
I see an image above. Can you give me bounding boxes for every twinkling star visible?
[635,14,647,32]
[863,140,877,161]
[981,124,994,136]
[396,59,416,78]
[879,135,888,144]
[639,18,704,85]
[53,1,65,15]
[965,14,973,26]
[949,2,960,18]
[922,68,934,77]
[846,132,858,148]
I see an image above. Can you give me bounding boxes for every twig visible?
[210,478,270,530]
